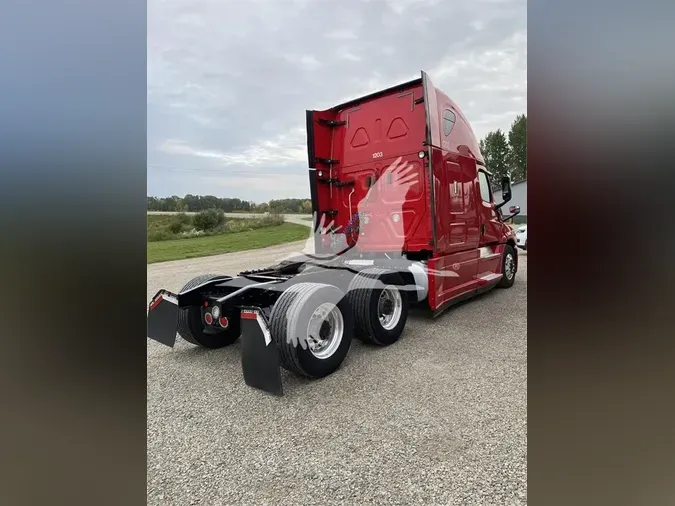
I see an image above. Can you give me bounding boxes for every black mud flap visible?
[147,290,180,347]
[240,306,283,396]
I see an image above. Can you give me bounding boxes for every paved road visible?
[147,245,527,505]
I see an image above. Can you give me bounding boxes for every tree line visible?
[478,114,526,190]
[147,195,312,214]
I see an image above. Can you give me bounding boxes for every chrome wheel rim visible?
[306,303,344,359]
[378,285,403,330]
[505,253,515,280]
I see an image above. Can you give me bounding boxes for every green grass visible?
[147,214,176,231]
[147,222,308,263]
[147,213,286,242]
[147,214,257,229]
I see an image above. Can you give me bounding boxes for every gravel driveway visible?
[147,244,527,505]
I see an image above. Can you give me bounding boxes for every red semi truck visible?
[147,71,520,395]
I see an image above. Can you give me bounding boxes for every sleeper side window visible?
[478,171,492,203]
[443,109,456,136]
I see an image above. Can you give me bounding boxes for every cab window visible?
[478,171,492,203]
[443,109,456,136]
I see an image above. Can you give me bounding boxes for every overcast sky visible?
[148,0,526,202]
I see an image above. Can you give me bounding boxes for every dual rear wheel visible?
[271,269,409,378]
[176,269,410,379]
[347,268,409,346]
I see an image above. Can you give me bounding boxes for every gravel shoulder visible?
[147,245,527,505]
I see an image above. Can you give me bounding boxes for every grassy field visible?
[147,214,178,237]
[148,222,308,263]
[147,213,287,242]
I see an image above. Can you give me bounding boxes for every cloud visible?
[148,0,526,199]
[336,46,362,62]
[283,53,322,71]
[208,173,311,198]
[158,127,308,168]
[325,29,358,40]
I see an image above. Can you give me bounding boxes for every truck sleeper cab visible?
[146,71,521,395]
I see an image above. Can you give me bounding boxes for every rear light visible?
[149,296,162,311]
[204,312,213,325]
[418,150,426,158]
[219,317,229,328]
[212,305,220,319]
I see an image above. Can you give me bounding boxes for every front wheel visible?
[497,245,517,288]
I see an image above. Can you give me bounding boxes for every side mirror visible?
[494,176,513,210]
[503,204,520,221]
[501,176,512,202]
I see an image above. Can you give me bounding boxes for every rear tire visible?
[497,245,517,288]
[347,268,409,346]
[176,274,241,348]
[269,282,353,378]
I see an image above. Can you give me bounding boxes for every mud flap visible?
[147,291,180,347]
[240,307,283,396]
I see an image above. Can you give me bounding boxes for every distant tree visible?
[508,114,527,182]
[200,195,220,211]
[479,129,510,190]
[268,198,307,213]
[183,194,200,211]
[173,196,186,212]
[147,195,309,213]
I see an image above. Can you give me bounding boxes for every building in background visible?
[494,179,527,223]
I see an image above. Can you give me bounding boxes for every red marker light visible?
[149,297,162,311]
[219,317,229,328]
[204,312,213,325]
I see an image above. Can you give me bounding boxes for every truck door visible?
[476,169,501,246]
[427,156,482,310]
[475,169,504,278]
